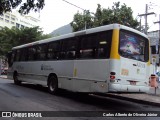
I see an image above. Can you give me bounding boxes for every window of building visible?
[5,15,9,18]
[11,17,15,21]
[11,21,15,24]
[5,19,9,23]
[16,23,20,28]
[21,25,25,29]
[0,17,3,21]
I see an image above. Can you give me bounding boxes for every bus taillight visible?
[110,72,116,82]
[110,75,115,80]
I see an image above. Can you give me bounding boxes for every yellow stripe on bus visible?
[110,29,120,59]
[74,68,77,77]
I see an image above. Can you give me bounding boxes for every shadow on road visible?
[11,82,142,111]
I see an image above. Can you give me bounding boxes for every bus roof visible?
[12,24,149,50]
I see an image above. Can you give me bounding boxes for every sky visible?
[29,0,160,34]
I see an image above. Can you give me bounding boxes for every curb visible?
[0,75,7,79]
[99,93,160,107]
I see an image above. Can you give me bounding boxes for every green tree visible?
[0,27,17,55]
[0,0,45,15]
[109,2,139,28]
[71,10,94,32]
[71,2,139,32]
[94,4,104,27]
[0,26,51,55]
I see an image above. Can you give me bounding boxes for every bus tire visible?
[48,76,58,95]
[13,73,21,85]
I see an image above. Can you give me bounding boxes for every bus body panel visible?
[10,59,110,93]
[72,59,110,92]
[108,59,150,92]
[120,57,147,80]
[7,24,150,93]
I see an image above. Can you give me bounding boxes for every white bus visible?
[7,24,150,94]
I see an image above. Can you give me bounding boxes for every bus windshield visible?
[119,30,149,62]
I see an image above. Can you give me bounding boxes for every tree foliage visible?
[71,10,94,32]
[0,0,45,15]
[71,2,139,32]
[0,26,51,55]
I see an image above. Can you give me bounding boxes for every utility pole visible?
[154,14,160,65]
[138,4,155,34]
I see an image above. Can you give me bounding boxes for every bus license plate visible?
[130,81,136,85]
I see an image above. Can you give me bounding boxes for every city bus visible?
[7,24,150,94]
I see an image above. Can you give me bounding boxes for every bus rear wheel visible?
[48,76,58,95]
[13,73,21,85]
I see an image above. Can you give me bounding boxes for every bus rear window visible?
[119,30,149,62]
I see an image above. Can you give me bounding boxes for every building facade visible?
[0,11,40,29]
[0,11,40,74]
[148,30,160,64]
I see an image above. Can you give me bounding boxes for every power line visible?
[61,0,85,11]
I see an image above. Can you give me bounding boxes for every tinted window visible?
[19,48,27,61]
[37,44,47,60]
[78,30,112,59]
[97,31,112,58]
[47,41,60,60]
[79,34,97,59]
[119,30,149,62]
[28,47,37,61]
[15,50,21,61]
[60,38,77,59]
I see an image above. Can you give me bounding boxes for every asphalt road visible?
[0,78,160,120]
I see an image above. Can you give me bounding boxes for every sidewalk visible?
[0,75,7,79]
[105,87,160,107]
[0,75,160,107]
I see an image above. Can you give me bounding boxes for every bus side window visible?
[80,34,97,59]
[47,41,60,60]
[28,47,37,61]
[37,44,47,60]
[15,50,21,61]
[97,31,112,58]
[20,48,27,61]
[61,38,77,60]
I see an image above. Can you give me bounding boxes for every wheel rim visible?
[49,81,55,92]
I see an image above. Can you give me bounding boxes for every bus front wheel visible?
[48,76,58,95]
[13,73,21,85]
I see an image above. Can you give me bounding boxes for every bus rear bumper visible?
[108,83,149,93]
